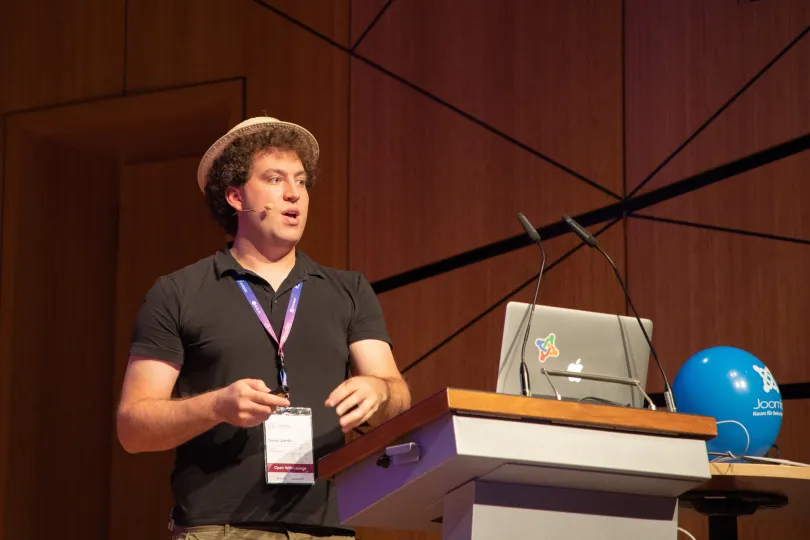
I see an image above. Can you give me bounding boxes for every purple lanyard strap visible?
[236,280,302,387]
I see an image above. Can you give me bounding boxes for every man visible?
[116,117,411,540]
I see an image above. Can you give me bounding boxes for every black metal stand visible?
[707,515,738,540]
[680,490,788,540]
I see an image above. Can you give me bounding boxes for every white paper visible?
[263,407,315,484]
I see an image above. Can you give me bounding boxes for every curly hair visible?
[204,128,318,236]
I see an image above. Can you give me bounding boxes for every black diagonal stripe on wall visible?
[400,218,622,375]
[630,214,810,246]
[372,131,810,294]
[781,382,810,401]
[351,0,396,51]
[651,382,810,408]
[250,0,621,200]
[629,24,810,198]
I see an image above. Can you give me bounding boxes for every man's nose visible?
[283,181,300,201]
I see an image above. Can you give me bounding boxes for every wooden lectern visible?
[319,388,717,540]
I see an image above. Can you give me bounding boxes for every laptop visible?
[496,302,653,409]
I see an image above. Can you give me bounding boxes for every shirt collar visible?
[214,244,325,282]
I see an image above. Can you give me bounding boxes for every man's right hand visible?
[214,379,290,427]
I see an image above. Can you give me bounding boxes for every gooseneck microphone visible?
[516,212,547,398]
[238,203,274,213]
[561,214,677,412]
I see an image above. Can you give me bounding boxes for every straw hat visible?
[196,116,320,192]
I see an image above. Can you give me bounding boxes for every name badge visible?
[262,407,315,485]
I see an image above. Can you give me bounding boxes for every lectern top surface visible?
[318,388,717,479]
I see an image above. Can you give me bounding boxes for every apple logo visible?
[567,359,583,382]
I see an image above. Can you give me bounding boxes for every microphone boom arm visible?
[561,214,677,413]
[516,212,548,398]
[596,244,677,412]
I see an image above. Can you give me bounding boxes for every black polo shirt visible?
[129,246,391,533]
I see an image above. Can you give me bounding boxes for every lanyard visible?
[236,280,303,387]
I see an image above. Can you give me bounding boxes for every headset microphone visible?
[238,203,274,213]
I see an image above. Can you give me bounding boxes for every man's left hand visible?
[325,376,389,433]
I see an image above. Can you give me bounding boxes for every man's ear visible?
[225,186,243,212]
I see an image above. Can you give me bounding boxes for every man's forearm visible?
[385,377,411,416]
[117,392,220,453]
[372,376,411,425]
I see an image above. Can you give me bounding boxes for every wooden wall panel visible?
[242,0,350,269]
[4,80,244,165]
[353,0,624,194]
[349,58,619,282]
[264,0,351,47]
[125,0,248,92]
[351,0,390,45]
[0,118,4,256]
[0,117,12,535]
[640,151,810,242]
[109,158,225,540]
[0,129,51,536]
[1,131,119,540]
[633,30,809,194]
[627,219,810,393]
[0,81,243,540]
[0,0,125,113]
[625,0,810,192]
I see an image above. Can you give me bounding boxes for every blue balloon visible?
[672,346,782,458]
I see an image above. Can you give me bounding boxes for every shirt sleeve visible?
[129,276,185,365]
[348,273,392,347]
